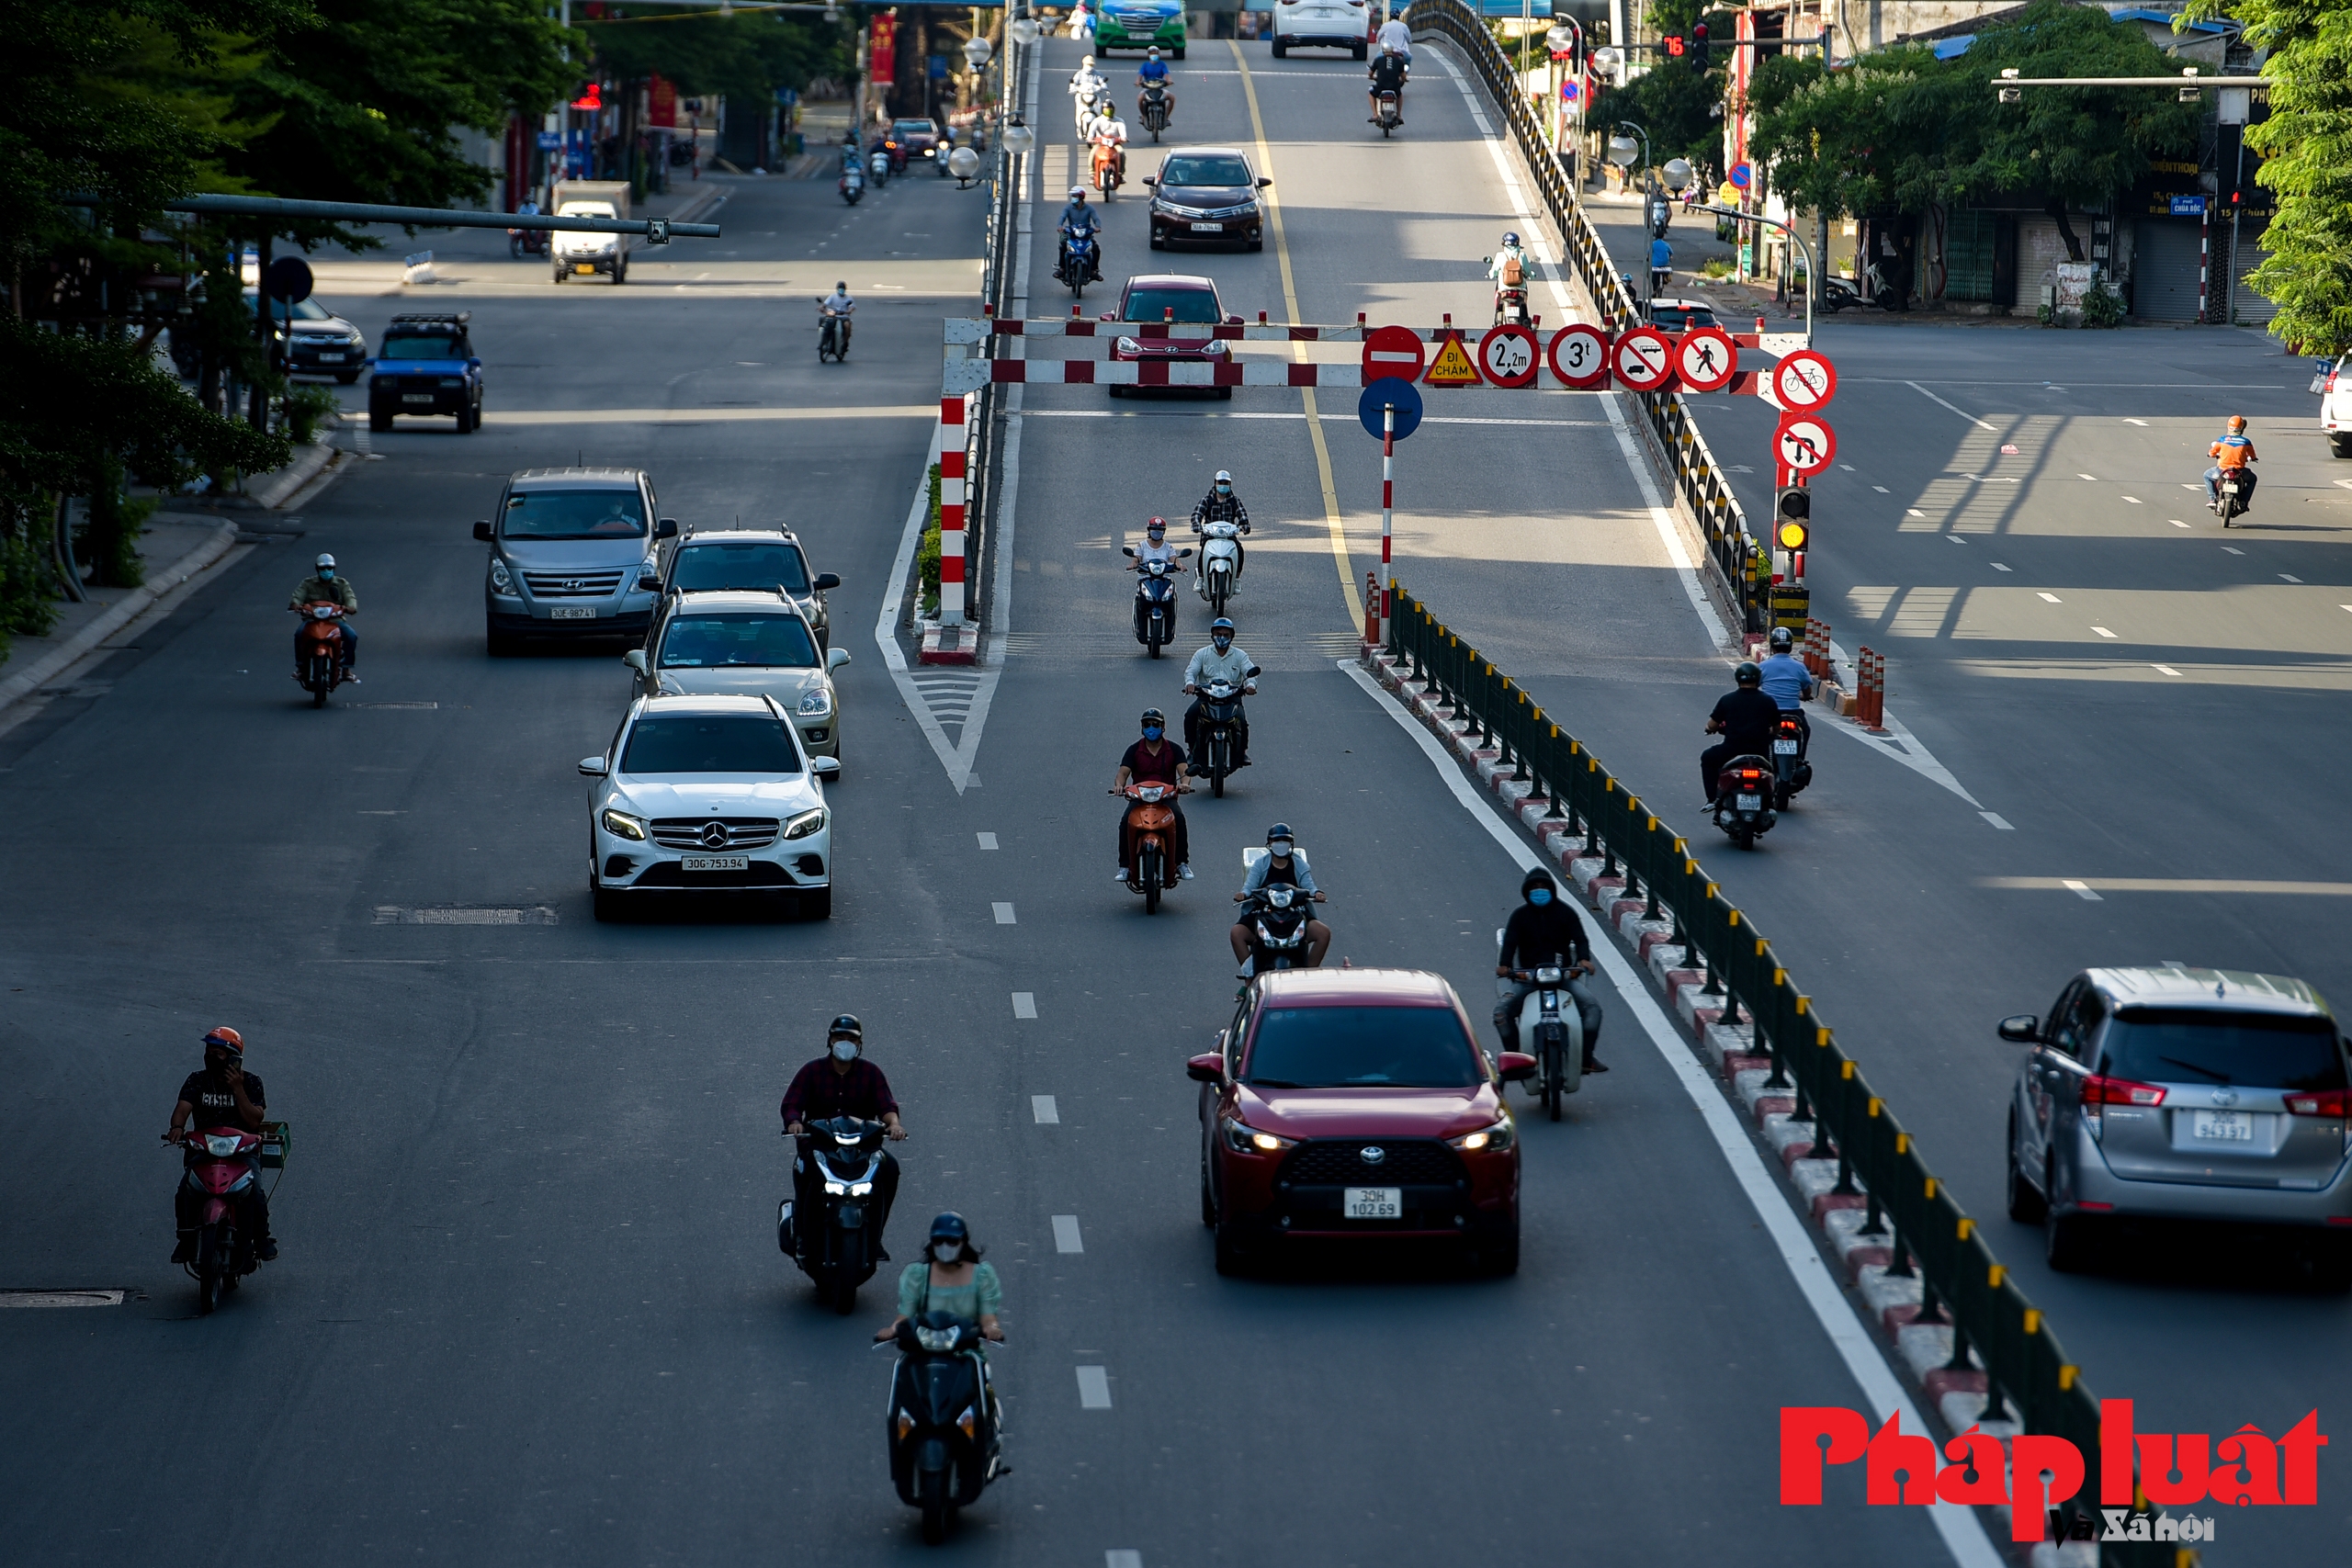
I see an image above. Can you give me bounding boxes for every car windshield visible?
[671,542,810,593]
[501,489,646,539]
[1245,1004,1483,1089]
[893,120,934,136]
[246,295,334,321]
[1123,287,1222,324]
[2101,1008,2346,1091]
[1160,156,1252,186]
[621,714,802,774]
[659,613,819,669]
[1650,305,1718,331]
[380,332,466,359]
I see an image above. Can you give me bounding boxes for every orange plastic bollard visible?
[1364,572,1382,647]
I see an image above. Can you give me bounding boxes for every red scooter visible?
[293,601,350,707]
[171,1125,279,1314]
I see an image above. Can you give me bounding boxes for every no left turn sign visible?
[1774,412,1837,475]
[1770,349,1838,411]
[1477,324,1539,389]
[1673,327,1737,393]
[1547,323,1610,388]
[1611,326,1673,392]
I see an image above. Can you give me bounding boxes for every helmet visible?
[1266,822,1295,844]
[929,1211,970,1246]
[1210,616,1235,636]
[1146,515,1167,535]
[835,280,847,291]
[1069,185,1086,200]
[1148,45,1161,57]
[1141,706,1166,729]
[315,552,335,570]
[1502,231,1521,248]
[202,1026,244,1056]
[1735,661,1762,686]
[1521,866,1557,898]
[826,1014,864,1043]
[2228,414,2247,432]
[1214,469,1232,486]
[1768,626,1794,652]
[1080,53,1095,68]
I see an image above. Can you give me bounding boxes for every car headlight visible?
[1116,335,1140,356]
[1220,1116,1295,1154]
[1448,1117,1516,1153]
[488,558,514,594]
[797,686,834,718]
[1204,339,1230,356]
[600,807,647,841]
[784,807,827,840]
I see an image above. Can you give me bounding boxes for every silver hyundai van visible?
[474,468,677,655]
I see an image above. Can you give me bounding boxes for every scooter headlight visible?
[848,1180,874,1196]
[1533,965,1564,984]
[823,1179,848,1195]
[915,1325,961,1351]
[203,1134,245,1157]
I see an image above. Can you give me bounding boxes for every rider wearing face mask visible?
[1229,823,1331,971]
[1190,469,1250,583]
[1494,868,1606,1073]
[288,552,358,682]
[782,1015,907,1253]
[1182,617,1255,768]
[876,1213,1011,1472]
[1112,706,1193,882]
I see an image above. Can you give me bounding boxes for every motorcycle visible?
[1074,85,1105,137]
[869,149,892,186]
[884,1312,1005,1543]
[1121,544,1192,656]
[780,1114,888,1313]
[2214,468,2251,526]
[819,303,852,363]
[1091,139,1125,198]
[1712,757,1778,850]
[1192,667,1256,798]
[1240,882,1315,972]
[1769,712,1811,809]
[1119,780,1185,912]
[1374,86,1402,138]
[173,1123,282,1314]
[1059,232,1100,299]
[1819,264,1896,314]
[506,225,548,260]
[293,602,349,707]
[1138,85,1170,141]
[1490,273,1530,328]
[840,166,866,205]
[1498,947,1583,1121]
[1195,519,1241,615]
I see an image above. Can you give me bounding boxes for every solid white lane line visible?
[1053,1214,1083,1253]
[978,831,1000,849]
[1905,381,1996,431]
[1012,992,1038,1019]
[1337,657,2002,1568]
[2063,880,2104,902]
[1033,1095,1059,1124]
[993,901,1017,924]
[1980,812,2015,830]
[1076,1366,1113,1408]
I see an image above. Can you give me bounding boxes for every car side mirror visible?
[578,756,608,776]
[656,518,679,539]
[472,521,492,541]
[813,571,841,592]
[1121,544,1137,557]
[1257,177,1272,188]
[1226,314,1243,325]
[1497,1051,1538,1083]
[1186,1051,1225,1084]
[827,648,852,671]
[623,649,649,673]
[637,570,661,591]
[1099,312,1116,321]
[1997,1015,2041,1043]
[811,756,842,780]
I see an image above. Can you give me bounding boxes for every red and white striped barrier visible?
[938,394,967,625]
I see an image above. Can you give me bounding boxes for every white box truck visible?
[550,180,633,285]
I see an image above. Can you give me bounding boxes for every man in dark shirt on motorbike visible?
[1702,660,1781,804]
[1367,42,1408,123]
[1494,869,1605,1073]
[288,551,358,682]
[1111,707,1193,881]
[782,1016,907,1257]
[165,1026,277,1261]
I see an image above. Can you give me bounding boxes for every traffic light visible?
[1692,20,1711,69]
[1775,485,1811,552]
[1663,33,1685,58]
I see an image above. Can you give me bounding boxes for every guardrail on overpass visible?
[1406,0,1767,633]
[1381,584,2184,1563]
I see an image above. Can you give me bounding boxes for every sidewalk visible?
[0,513,243,703]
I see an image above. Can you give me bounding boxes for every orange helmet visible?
[2227,414,2247,432]
[202,1026,244,1056]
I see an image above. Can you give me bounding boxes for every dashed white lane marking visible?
[1906,508,1927,517]
[1053,1214,1083,1253]
[2123,417,2149,426]
[2064,879,2105,901]
[2153,664,2183,677]
[2279,573,2302,583]
[993,901,1016,924]
[2170,520,2190,527]
[1012,992,1037,1019]
[2091,626,2118,638]
[1990,562,2012,571]
[2077,472,2099,481]
[1871,484,1889,493]
[1077,1366,1113,1409]
[2121,495,2143,504]
[1032,1095,1059,1124]
[1107,1552,1144,1568]
[0,1289,125,1307]
[2222,546,2245,556]
[2038,592,2063,603]
[1946,534,1968,545]
[978,831,999,849]
[1980,812,2015,830]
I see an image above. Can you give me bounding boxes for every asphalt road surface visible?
[4,33,2343,1568]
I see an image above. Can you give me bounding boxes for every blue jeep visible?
[368,312,485,434]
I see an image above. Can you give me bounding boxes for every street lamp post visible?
[1544,21,1583,163]
[1697,203,1816,344]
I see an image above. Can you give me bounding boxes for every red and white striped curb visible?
[1361,646,2082,1559]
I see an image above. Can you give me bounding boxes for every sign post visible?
[1358,377,1423,647]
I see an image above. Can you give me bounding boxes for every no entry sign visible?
[1361,324,1426,384]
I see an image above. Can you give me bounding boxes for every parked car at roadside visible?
[2319,352,2351,458]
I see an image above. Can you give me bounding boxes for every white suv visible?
[627,590,850,765]
[2320,353,2351,458]
[581,694,838,920]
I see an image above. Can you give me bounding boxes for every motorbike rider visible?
[781,1016,908,1258]
[1757,626,1815,750]
[1230,823,1330,972]
[1367,40,1409,124]
[1701,660,1781,805]
[288,551,357,682]
[1190,469,1250,586]
[1085,105,1129,186]
[1376,11,1413,58]
[1130,515,1182,575]
[1488,230,1531,318]
[1182,616,1255,771]
[2206,414,2257,512]
[819,280,856,353]
[876,1213,1011,1473]
[1493,868,1607,1074]
[1649,233,1673,296]
[1136,46,1174,117]
[1069,54,1108,133]
[165,1026,277,1262]
[1111,706,1193,882]
[1057,186,1102,281]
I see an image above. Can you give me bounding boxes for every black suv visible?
[368,312,486,433]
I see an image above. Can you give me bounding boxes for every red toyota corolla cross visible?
[1188,968,1533,1276]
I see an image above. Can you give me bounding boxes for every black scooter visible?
[1769,711,1812,808]
[1138,84,1170,141]
[1240,882,1315,974]
[780,1115,888,1313]
[1121,545,1192,656]
[1190,667,1258,797]
[885,1312,1006,1543]
[1712,757,1778,850]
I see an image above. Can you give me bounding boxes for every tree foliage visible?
[583,7,845,104]
[2183,0,2352,351]
[1591,6,1736,173]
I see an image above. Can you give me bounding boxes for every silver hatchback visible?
[1999,965,2352,1282]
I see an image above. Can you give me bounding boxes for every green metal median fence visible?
[1381,585,2177,1562]
[1404,0,1767,632]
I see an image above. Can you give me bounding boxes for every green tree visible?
[2183,0,2352,352]
[1591,5,1736,173]
[583,6,844,107]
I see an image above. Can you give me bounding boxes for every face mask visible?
[318,569,334,580]
[831,1041,858,1063]
[1216,483,1231,495]
[933,1243,961,1263]
[1268,841,1293,859]
[1213,637,1231,651]
[1529,887,1553,906]
[1142,726,1163,740]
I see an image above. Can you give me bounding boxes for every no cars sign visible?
[1611,327,1674,392]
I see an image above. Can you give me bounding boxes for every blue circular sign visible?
[1358,377,1423,441]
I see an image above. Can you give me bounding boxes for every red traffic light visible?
[571,83,604,111]
[1663,33,1685,56]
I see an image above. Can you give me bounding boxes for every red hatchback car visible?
[1106,274,1243,400]
[1188,968,1533,1275]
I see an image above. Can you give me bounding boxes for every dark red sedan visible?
[1105,274,1243,400]
[1188,968,1532,1275]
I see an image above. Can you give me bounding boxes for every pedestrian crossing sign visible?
[1423,331,1482,387]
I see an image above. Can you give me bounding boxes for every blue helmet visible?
[1210,617,1235,635]
[929,1212,969,1246]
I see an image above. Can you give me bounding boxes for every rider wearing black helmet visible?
[1182,617,1255,769]
[782,1015,907,1255]
[1111,707,1193,881]
[1494,867,1605,1074]
[1229,822,1330,970]
[1702,660,1781,805]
